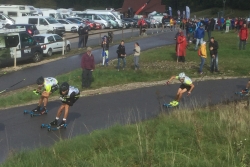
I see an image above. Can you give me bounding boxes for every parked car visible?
[122,18,137,27]
[65,17,89,30]
[122,19,131,28]
[56,19,79,32]
[7,24,40,36]
[33,34,71,57]
[81,18,97,30]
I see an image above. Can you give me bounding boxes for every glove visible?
[33,89,41,95]
[133,49,136,52]
[59,96,67,102]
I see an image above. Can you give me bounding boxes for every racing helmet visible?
[178,72,185,79]
[36,76,44,85]
[60,82,69,92]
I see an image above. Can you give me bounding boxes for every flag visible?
[186,6,190,19]
[169,7,172,16]
[177,10,180,16]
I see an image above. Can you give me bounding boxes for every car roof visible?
[12,24,35,26]
[34,34,60,37]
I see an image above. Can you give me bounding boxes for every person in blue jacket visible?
[194,24,205,50]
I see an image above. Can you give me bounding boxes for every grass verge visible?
[1,101,250,166]
[0,30,250,108]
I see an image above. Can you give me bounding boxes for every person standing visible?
[82,26,89,48]
[138,17,146,36]
[78,26,84,50]
[101,36,109,66]
[205,19,213,41]
[209,37,219,73]
[117,40,126,71]
[238,23,249,50]
[81,47,95,88]
[49,82,80,128]
[176,32,187,63]
[198,41,207,74]
[170,17,174,31]
[225,17,231,33]
[194,24,205,50]
[133,42,140,70]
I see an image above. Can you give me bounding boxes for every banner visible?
[183,11,185,16]
[177,10,180,17]
[169,7,172,16]
[186,6,190,19]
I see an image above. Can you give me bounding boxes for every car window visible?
[28,25,37,30]
[94,15,101,20]
[29,18,38,24]
[20,33,34,45]
[32,36,45,43]
[39,18,48,25]
[58,20,68,24]
[53,35,62,42]
[47,36,55,43]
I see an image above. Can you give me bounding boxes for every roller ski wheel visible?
[163,103,179,108]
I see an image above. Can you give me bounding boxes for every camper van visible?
[0,5,37,20]
[84,10,123,28]
[39,8,63,19]
[0,28,44,67]
[15,16,65,36]
[57,8,73,19]
[75,12,111,29]
[0,13,15,27]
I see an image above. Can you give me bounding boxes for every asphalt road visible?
[0,30,176,92]
[0,78,247,163]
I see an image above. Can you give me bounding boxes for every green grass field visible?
[1,102,250,166]
[0,30,250,108]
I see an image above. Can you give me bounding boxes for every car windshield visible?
[111,12,118,19]
[2,13,11,19]
[45,17,59,24]
[67,19,78,24]
[32,36,45,43]
[100,15,110,20]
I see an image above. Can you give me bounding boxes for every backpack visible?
[198,48,201,56]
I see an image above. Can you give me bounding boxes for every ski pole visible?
[0,78,26,94]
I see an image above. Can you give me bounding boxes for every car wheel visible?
[66,45,70,52]
[33,52,42,63]
[101,24,106,29]
[47,48,52,57]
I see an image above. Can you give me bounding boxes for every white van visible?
[0,5,37,20]
[57,8,73,19]
[84,10,123,28]
[39,8,63,19]
[15,16,65,36]
[0,13,15,27]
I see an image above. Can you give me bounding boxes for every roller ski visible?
[24,107,48,117]
[163,101,179,108]
[41,120,67,132]
[235,89,249,97]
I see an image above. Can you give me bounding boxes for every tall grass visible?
[2,101,250,166]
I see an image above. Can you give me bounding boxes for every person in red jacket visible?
[138,17,146,36]
[81,47,95,88]
[176,32,187,63]
[238,23,249,50]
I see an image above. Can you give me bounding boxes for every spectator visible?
[161,15,167,32]
[231,18,235,30]
[217,19,221,31]
[210,18,215,31]
[198,41,207,74]
[174,28,182,40]
[209,37,219,73]
[81,47,95,88]
[133,42,141,70]
[117,40,126,71]
[78,25,89,50]
[194,24,205,50]
[101,36,109,66]
[238,23,249,50]
[170,17,174,31]
[138,17,146,36]
[205,19,213,41]
[220,17,225,31]
[225,17,230,33]
[176,32,187,63]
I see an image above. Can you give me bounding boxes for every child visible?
[198,41,207,74]
[50,82,80,127]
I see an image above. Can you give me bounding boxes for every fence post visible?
[122,28,124,39]
[62,37,65,55]
[99,33,101,45]
[14,48,17,68]
[131,27,133,38]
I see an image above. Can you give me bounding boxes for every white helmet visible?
[178,72,185,78]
